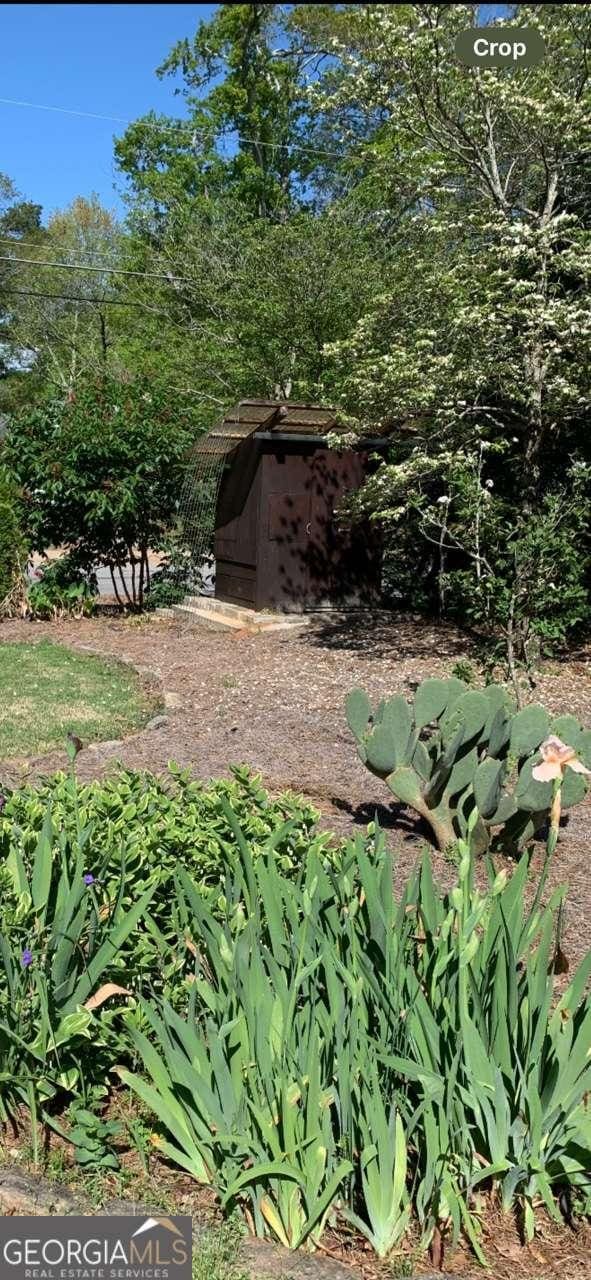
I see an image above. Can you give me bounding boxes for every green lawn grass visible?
[0,639,155,758]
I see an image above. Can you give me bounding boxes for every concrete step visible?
[173,603,250,630]
[183,596,276,624]
[172,599,309,634]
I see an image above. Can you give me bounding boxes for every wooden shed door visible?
[268,492,311,544]
[258,446,379,612]
[259,455,314,609]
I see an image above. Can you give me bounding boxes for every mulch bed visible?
[1,611,590,973]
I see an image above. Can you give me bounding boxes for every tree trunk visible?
[117,561,134,610]
[138,545,148,612]
[129,550,137,609]
[109,563,124,611]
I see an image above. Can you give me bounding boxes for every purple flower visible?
[21,949,33,968]
[83,873,95,886]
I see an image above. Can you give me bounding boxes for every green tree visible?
[5,195,124,402]
[115,3,344,220]
[317,3,591,669]
[4,379,195,610]
[0,467,26,613]
[108,5,396,434]
[0,173,44,387]
[114,201,392,436]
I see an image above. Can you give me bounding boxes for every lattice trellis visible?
[177,450,226,589]
[176,402,277,594]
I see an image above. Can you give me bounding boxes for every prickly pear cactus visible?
[345,679,590,854]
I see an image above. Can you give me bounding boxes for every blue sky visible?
[0,3,216,220]
[1,3,512,225]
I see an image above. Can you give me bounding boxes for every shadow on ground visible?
[330,795,435,842]
[303,611,473,661]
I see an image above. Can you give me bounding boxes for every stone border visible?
[0,1166,455,1279]
[73,646,182,751]
[0,1166,378,1280]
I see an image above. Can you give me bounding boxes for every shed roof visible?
[193,399,343,459]
[234,399,339,435]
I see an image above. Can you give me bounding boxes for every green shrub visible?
[4,380,194,611]
[144,537,196,611]
[0,765,332,1146]
[120,798,591,1259]
[0,801,156,1151]
[27,554,97,619]
[143,577,187,610]
[0,468,26,612]
[0,764,333,997]
[346,677,591,854]
[1,764,329,922]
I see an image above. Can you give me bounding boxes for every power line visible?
[0,234,178,278]
[0,236,125,262]
[0,94,345,162]
[0,252,190,284]
[2,285,164,311]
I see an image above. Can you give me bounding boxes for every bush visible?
[3,380,195,610]
[120,802,591,1258]
[143,536,196,611]
[1,763,327,897]
[27,554,97,619]
[0,468,26,613]
[0,764,332,996]
[143,576,187,611]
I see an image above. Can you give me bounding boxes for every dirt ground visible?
[1,610,590,972]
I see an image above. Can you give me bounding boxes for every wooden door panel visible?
[268,492,311,542]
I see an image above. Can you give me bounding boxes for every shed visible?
[185,399,385,614]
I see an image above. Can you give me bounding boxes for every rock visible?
[164,690,182,709]
[0,1167,78,1216]
[88,739,124,753]
[146,714,169,731]
[240,1238,360,1280]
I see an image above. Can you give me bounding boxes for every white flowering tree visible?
[316,3,591,680]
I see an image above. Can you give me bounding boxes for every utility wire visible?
[0,236,126,262]
[0,252,190,283]
[0,94,345,161]
[2,285,165,310]
[0,234,185,278]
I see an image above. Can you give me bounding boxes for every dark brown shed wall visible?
[213,437,381,613]
[256,444,380,611]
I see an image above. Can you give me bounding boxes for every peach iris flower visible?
[532,735,591,783]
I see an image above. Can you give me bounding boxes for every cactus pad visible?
[346,676,589,856]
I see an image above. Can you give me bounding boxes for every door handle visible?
[305,522,312,536]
